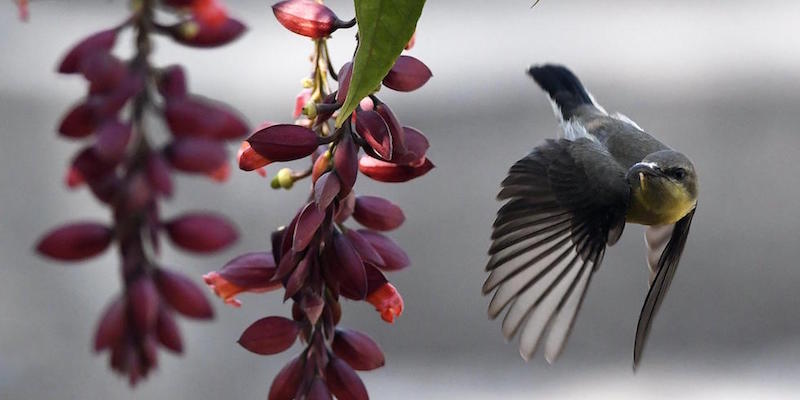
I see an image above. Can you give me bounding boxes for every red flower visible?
[203,272,280,307]
[366,283,404,323]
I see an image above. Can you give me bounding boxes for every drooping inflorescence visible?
[36,0,247,386]
[203,0,431,398]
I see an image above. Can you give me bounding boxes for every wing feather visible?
[485,138,629,363]
[633,207,696,368]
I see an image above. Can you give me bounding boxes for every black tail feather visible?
[528,64,595,120]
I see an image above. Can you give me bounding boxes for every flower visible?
[366,283,404,323]
[203,271,280,307]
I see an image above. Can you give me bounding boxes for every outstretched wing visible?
[484,138,629,362]
[634,207,696,368]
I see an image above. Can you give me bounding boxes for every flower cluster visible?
[203,0,432,398]
[36,0,246,386]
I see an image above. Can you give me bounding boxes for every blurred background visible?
[3,0,800,398]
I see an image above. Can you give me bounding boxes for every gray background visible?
[2,0,800,399]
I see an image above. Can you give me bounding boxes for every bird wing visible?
[634,207,696,368]
[484,138,629,362]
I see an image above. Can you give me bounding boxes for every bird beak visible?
[627,162,666,181]
[630,162,665,177]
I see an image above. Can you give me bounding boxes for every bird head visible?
[627,150,698,224]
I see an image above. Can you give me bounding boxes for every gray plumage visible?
[484,64,698,368]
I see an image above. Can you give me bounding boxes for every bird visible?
[483,64,698,369]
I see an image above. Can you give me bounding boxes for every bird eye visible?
[671,168,686,180]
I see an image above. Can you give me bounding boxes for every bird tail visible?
[527,64,604,121]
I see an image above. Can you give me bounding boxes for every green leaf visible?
[335,0,425,128]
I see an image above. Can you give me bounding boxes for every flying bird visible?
[483,64,698,368]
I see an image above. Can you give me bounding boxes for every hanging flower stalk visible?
[204,0,430,398]
[36,0,247,386]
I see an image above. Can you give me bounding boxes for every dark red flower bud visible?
[332,329,385,371]
[165,96,248,140]
[146,154,174,197]
[85,72,144,119]
[284,254,311,300]
[307,377,333,400]
[164,138,228,175]
[365,264,388,295]
[191,0,229,29]
[247,123,319,162]
[218,252,277,288]
[128,277,159,332]
[238,316,300,355]
[326,357,369,400]
[391,126,430,165]
[331,232,367,300]
[58,28,118,74]
[344,229,383,266]
[358,156,434,183]
[69,147,117,186]
[353,196,405,231]
[93,120,132,162]
[166,17,246,48]
[272,0,349,39]
[156,307,183,353]
[336,62,353,103]
[154,268,214,319]
[374,104,406,156]
[383,55,432,92]
[157,65,188,99]
[37,221,112,261]
[334,133,358,195]
[164,212,238,253]
[93,296,126,352]
[355,110,393,160]
[80,52,127,94]
[357,230,410,271]
[313,172,340,210]
[58,102,96,138]
[293,202,325,252]
[334,191,355,223]
[268,355,304,400]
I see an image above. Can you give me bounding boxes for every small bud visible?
[58,28,118,74]
[353,195,405,231]
[357,229,410,271]
[164,212,238,253]
[167,17,246,48]
[247,124,319,162]
[326,358,369,400]
[276,168,294,189]
[272,0,349,39]
[383,55,432,92]
[37,222,113,261]
[154,268,214,319]
[332,329,385,371]
[302,100,317,119]
[301,77,314,88]
[238,316,300,355]
[270,176,282,189]
[268,356,304,400]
